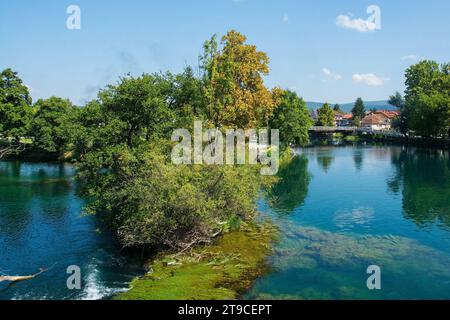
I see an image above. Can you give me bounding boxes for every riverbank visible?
[115,221,277,300]
[309,134,450,150]
[312,132,450,149]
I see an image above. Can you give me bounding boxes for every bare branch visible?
[0,264,55,284]
[0,141,27,159]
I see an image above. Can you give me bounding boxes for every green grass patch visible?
[115,222,277,300]
[344,135,359,143]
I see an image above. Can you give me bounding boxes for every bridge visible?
[309,126,358,133]
[308,126,405,137]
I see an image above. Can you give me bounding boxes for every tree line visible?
[314,62,449,135]
[389,61,450,138]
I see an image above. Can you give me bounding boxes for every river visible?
[1,145,450,299]
[0,161,144,300]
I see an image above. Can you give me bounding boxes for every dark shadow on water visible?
[316,154,334,173]
[265,154,311,215]
[388,147,450,228]
[353,149,364,172]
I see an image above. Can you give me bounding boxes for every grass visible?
[344,135,359,143]
[115,221,277,300]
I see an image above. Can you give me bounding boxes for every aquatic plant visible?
[115,222,277,300]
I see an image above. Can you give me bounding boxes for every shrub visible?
[77,141,266,251]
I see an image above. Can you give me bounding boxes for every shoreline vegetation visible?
[115,221,277,300]
[2,134,448,164]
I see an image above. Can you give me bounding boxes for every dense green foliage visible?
[0,69,32,140]
[388,60,449,138]
[31,97,75,154]
[405,61,450,138]
[351,98,365,126]
[317,103,335,126]
[388,92,408,136]
[269,90,312,146]
[76,138,264,250]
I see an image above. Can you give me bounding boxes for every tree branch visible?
[0,141,27,159]
[0,264,55,284]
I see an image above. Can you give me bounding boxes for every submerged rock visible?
[248,225,450,300]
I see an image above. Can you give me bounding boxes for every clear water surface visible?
[247,145,450,300]
[0,161,144,300]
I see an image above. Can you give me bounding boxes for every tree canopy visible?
[31,97,75,154]
[317,103,335,126]
[0,68,32,140]
[200,30,281,128]
[351,98,365,120]
[269,90,312,147]
[404,61,450,138]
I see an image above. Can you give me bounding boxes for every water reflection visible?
[266,155,311,214]
[353,149,364,171]
[251,146,450,300]
[388,148,450,228]
[317,154,334,173]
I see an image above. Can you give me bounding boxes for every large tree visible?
[269,90,313,147]
[31,97,75,155]
[98,73,175,147]
[351,97,366,121]
[0,68,32,141]
[200,30,281,128]
[404,61,450,138]
[317,103,335,126]
[388,91,408,136]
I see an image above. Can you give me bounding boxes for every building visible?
[361,113,391,131]
[336,113,353,127]
[373,110,400,120]
[360,110,400,131]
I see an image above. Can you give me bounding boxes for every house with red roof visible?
[360,110,400,131]
[334,111,353,127]
[361,113,391,131]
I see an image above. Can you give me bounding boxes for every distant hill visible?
[306,100,396,113]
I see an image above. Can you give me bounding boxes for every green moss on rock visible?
[115,222,277,300]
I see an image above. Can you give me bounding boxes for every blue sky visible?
[1,0,449,105]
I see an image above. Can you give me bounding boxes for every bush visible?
[77,141,266,251]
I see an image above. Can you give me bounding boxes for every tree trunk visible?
[0,267,51,284]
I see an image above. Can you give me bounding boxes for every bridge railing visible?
[309,126,358,132]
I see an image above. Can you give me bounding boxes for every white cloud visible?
[282,13,289,23]
[322,67,342,80]
[352,73,388,86]
[336,14,377,33]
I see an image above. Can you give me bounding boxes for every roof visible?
[373,110,400,119]
[361,114,387,125]
[342,114,353,120]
